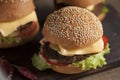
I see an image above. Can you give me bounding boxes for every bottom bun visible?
[51,64,83,74]
[0,22,39,48]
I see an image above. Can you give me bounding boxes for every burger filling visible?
[92,3,109,17]
[58,38,104,56]
[86,5,95,11]
[0,35,21,44]
[32,36,110,71]
[0,11,38,44]
[43,42,90,64]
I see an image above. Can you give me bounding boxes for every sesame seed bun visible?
[42,6,103,49]
[0,0,35,22]
[56,0,103,7]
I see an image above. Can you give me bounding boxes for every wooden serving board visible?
[0,1,120,80]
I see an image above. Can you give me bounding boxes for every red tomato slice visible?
[40,51,68,66]
[18,22,38,37]
[102,36,108,48]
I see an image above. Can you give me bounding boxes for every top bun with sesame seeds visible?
[42,6,103,49]
[0,0,35,22]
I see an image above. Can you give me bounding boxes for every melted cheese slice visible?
[86,5,95,11]
[0,11,38,37]
[59,38,104,56]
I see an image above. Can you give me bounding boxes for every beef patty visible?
[43,43,93,64]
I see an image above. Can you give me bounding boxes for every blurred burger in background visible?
[55,0,109,21]
[0,0,39,48]
[32,6,110,74]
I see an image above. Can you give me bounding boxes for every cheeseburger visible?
[32,7,110,74]
[0,0,39,48]
[55,0,109,21]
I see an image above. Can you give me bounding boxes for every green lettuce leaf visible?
[32,54,50,70]
[72,44,110,71]
[0,37,21,44]
[102,6,109,13]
